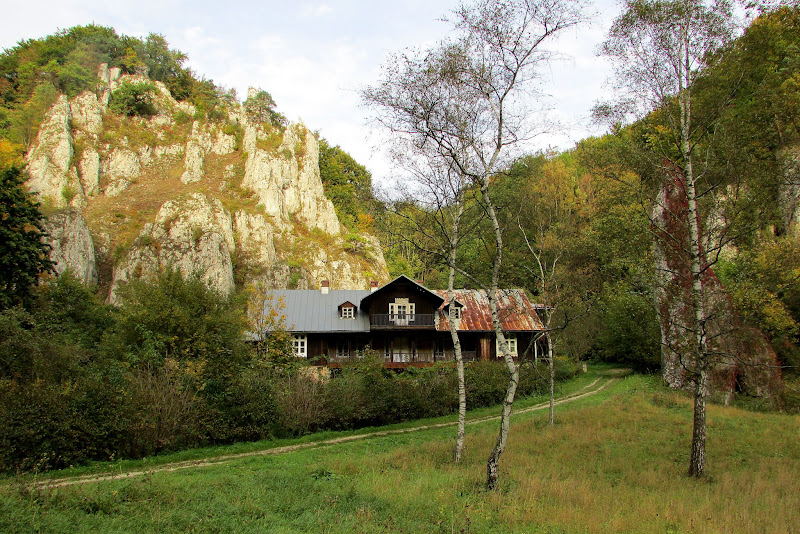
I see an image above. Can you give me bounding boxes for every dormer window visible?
[450,306,462,320]
[339,302,356,319]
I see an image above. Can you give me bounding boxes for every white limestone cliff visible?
[26,65,389,301]
[44,210,98,285]
[25,96,78,209]
[111,193,236,300]
[242,117,340,235]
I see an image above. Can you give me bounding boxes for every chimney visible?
[370,280,379,293]
[321,280,330,295]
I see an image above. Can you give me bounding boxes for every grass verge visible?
[2,369,798,533]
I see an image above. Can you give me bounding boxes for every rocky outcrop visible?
[181,122,213,184]
[78,147,101,196]
[70,92,104,135]
[26,65,389,303]
[652,175,782,398]
[112,193,236,300]
[43,210,97,285]
[242,118,340,234]
[26,96,78,209]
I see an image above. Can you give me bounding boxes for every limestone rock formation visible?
[242,117,340,234]
[25,96,77,209]
[112,193,236,300]
[652,176,782,398]
[43,210,97,285]
[26,64,389,302]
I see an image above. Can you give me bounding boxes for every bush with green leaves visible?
[0,275,129,472]
[110,269,248,372]
[244,89,287,127]
[108,81,157,117]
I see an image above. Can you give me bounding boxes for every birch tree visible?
[596,0,738,478]
[383,154,476,462]
[363,0,585,489]
[512,155,586,424]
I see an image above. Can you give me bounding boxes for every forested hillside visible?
[376,6,800,403]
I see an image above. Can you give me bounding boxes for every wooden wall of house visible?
[479,336,492,360]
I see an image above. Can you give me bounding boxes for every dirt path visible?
[30,374,619,489]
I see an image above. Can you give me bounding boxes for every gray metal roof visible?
[268,289,372,333]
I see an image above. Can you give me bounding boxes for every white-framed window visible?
[450,306,461,320]
[434,342,445,360]
[341,306,355,319]
[389,298,415,325]
[336,343,348,359]
[496,335,518,357]
[292,335,308,358]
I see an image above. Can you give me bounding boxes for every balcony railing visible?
[370,314,436,328]
[329,350,478,364]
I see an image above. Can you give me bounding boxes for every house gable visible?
[359,275,444,315]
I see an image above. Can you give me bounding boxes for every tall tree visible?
[0,166,54,310]
[510,154,588,424]
[363,0,585,489]
[390,155,476,462]
[596,0,739,477]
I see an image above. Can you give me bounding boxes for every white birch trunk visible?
[448,200,467,463]
[483,181,520,490]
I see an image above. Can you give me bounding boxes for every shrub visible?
[224,367,279,441]
[123,364,202,457]
[0,373,129,472]
[465,360,510,407]
[108,81,157,117]
[110,268,248,378]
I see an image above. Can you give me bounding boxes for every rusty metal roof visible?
[434,289,544,332]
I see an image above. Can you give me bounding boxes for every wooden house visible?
[267,275,546,368]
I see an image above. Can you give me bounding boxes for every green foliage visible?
[6,82,58,150]
[0,166,55,310]
[224,366,279,441]
[0,24,239,155]
[244,89,286,127]
[0,276,128,471]
[108,81,157,117]
[110,269,248,378]
[247,287,296,369]
[32,271,114,350]
[0,306,77,382]
[591,286,661,372]
[0,25,191,106]
[318,138,375,230]
[0,376,129,472]
[718,236,800,374]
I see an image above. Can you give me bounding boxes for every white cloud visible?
[300,3,334,17]
[1,0,624,188]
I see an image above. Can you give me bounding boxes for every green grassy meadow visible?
[1,370,798,533]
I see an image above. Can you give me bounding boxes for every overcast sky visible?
[2,0,621,189]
